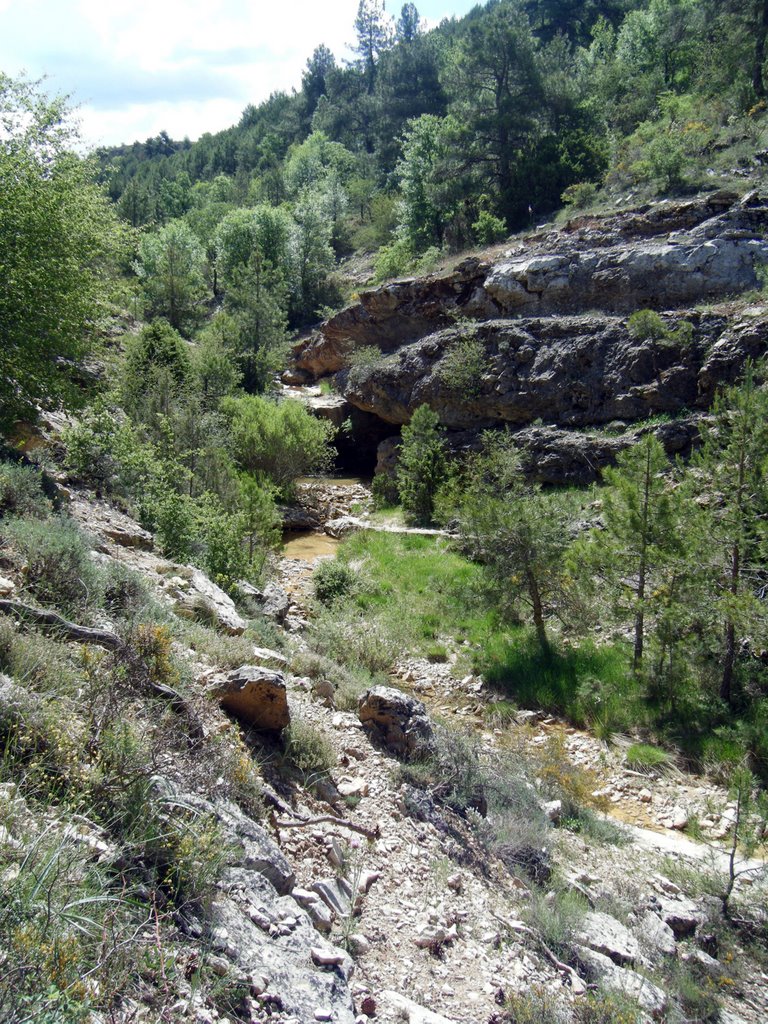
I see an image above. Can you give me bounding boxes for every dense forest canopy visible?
[98,0,768,249]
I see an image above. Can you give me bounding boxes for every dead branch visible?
[275,815,380,840]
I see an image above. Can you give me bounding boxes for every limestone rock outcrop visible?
[358,685,435,761]
[211,665,291,732]
[291,191,768,486]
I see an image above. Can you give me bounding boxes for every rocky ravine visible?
[2,477,763,1024]
[290,190,768,483]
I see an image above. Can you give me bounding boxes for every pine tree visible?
[692,363,768,705]
[572,434,684,672]
[396,404,447,526]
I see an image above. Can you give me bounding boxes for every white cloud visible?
[1,0,472,147]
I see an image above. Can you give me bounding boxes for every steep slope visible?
[291,190,768,481]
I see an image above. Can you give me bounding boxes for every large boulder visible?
[167,783,355,1023]
[576,911,639,966]
[358,686,435,761]
[168,568,247,635]
[211,665,290,732]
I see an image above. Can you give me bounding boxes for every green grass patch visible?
[334,531,502,652]
[625,742,671,773]
[477,633,638,734]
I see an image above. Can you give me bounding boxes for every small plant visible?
[0,462,52,519]
[484,700,518,727]
[625,742,671,773]
[437,334,488,398]
[561,181,599,210]
[627,309,693,348]
[313,559,358,606]
[1,515,101,616]
[472,208,507,244]
[282,718,335,780]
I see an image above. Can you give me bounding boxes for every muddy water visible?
[282,530,341,562]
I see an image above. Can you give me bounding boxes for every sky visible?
[0,0,479,150]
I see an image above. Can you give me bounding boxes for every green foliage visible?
[0,74,127,429]
[397,404,447,526]
[282,718,335,779]
[0,463,52,520]
[479,632,635,729]
[437,334,488,397]
[313,559,358,606]
[472,208,508,244]
[373,235,415,282]
[122,319,191,419]
[221,394,334,497]
[1,516,101,616]
[136,219,206,333]
[455,434,571,655]
[689,362,768,705]
[627,309,693,347]
[625,742,671,772]
[561,181,599,209]
[571,433,685,671]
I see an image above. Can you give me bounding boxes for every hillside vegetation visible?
[2,3,768,1023]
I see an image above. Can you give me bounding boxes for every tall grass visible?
[477,633,640,735]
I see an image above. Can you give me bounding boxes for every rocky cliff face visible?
[292,190,768,480]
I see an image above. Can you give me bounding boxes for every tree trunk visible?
[754,0,768,99]
[526,568,551,658]
[720,540,740,705]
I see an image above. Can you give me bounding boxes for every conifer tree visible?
[692,363,768,705]
[396,404,447,526]
[572,434,684,672]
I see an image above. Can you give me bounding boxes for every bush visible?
[0,463,52,519]
[472,209,507,244]
[102,562,151,618]
[438,335,488,397]
[1,516,101,615]
[221,394,334,498]
[282,718,335,779]
[313,559,358,606]
[397,404,447,526]
[625,742,671,773]
[373,236,414,282]
[309,608,399,675]
[627,310,693,348]
[561,181,599,210]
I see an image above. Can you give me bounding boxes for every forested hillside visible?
[2,3,768,1023]
[100,0,768,285]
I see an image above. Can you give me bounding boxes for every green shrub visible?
[0,463,52,519]
[309,608,398,674]
[313,559,358,606]
[472,208,507,244]
[625,742,671,773]
[290,650,376,711]
[373,236,414,282]
[397,404,447,527]
[627,310,694,348]
[102,562,151,618]
[220,394,334,498]
[523,886,588,958]
[627,309,667,342]
[437,335,488,397]
[282,718,335,779]
[1,516,100,615]
[561,181,599,210]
